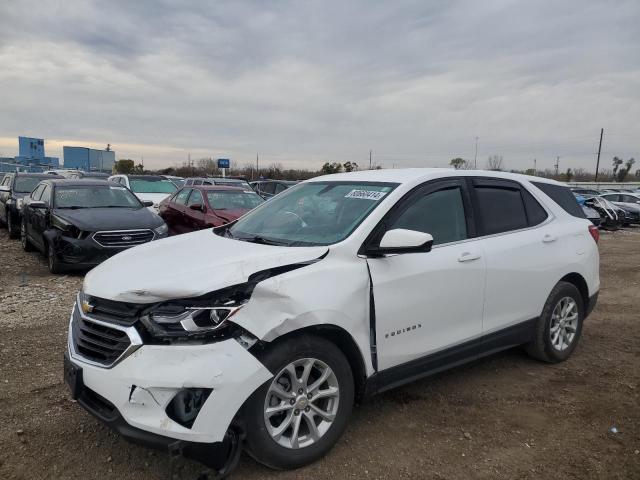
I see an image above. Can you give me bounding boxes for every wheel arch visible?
[253,324,368,403]
[558,272,589,313]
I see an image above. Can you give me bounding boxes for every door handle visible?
[458,252,481,262]
[542,234,557,243]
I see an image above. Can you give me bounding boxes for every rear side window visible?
[532,182,585,218]
[522,189,548,226]
[474,184,528,235]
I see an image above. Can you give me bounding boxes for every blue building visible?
[63,146,115,172]
[1,137,59,172]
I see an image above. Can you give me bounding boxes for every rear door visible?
[471,179,562,339]
[368,178,486,371]
[172,188,192,234]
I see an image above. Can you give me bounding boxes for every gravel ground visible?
[1,227,639,480]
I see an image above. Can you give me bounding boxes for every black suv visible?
[0,172,59,238]
[21,179,169,273]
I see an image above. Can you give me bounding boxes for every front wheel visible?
[526,281,584,363]
[244,334,354,470]
[47,241,65,274]
[7,211,19,239]
[21,221,33,252]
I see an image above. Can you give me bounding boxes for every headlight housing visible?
[140,283,254,341]
[154,223,168,236]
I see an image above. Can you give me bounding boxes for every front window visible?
[227,181,397,246]
[128,178,177,194]
[207,190,264,210]
[54,185,143,209]
[14,177,43,193]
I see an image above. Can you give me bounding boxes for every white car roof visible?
[305,168,565,187]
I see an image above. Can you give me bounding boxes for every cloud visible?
[0,0,638,171]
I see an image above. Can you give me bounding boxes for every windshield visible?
[55,185,143,209]
[14,177,44,193]
[207,191,264,210]
[129,179,177,194]
[227,181,397,246]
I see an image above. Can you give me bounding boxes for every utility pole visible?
[474,136,479,169]
[256,153,259,178]
[595,128,604,182]
[369,150,372,169]
[533,158,537,176]
[554,156,560,177]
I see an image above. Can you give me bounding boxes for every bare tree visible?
[486,155,504,171]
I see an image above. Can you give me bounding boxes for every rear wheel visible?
[47,241,64,274]
[20,221,33,252]
[7,211,19,239]
[244,334,354,470]
[526,281,584,363]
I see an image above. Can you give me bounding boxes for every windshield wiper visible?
[236,234,286,246]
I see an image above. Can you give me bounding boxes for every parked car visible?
[582,195,623,230]
[0,172,59,238]
[159,185,264,235]
[599,192,640,221]
[108,175,178,212]
[184,177,253,191]
[250,179,298,199]
[64,170,599,475]
[21,179,168,273]
[162,175,186,188]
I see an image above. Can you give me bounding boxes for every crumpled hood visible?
[83,228,328,303]
[54,207,163,232]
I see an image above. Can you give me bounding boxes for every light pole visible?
[474,136,479,169]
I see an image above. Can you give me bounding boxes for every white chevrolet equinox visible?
[64,169,599,475]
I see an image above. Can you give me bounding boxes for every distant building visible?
[1,136,59,172]
[63,146,115,172]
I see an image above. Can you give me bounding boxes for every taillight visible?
[588,224,599,244]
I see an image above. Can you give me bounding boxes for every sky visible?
[0,0,639,172]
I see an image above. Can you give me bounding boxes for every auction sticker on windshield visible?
[345,189,388,200]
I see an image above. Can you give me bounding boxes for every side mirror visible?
[0,185,9,193]
[367,229,434,256]
[142,200,154,207]
[189,203,204,211]
[29,201,47,209]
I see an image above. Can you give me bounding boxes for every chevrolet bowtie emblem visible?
[81,300,94,314]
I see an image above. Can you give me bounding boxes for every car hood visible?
[83,228,328,303]
[54,207,163,232]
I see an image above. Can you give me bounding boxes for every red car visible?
[159,185,264,235]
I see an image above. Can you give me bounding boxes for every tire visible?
[526,281,584,363]
[244,334,354,470]
[7,211,19,239]
[21,221,34,252]
[46,241,64,274]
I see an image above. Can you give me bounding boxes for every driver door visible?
[366,179,486,371]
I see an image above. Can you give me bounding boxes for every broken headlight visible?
[140,283,253,341]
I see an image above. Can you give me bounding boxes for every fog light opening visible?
[166,388,213,428]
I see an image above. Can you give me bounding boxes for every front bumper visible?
[51,232,168,268]
[66,311,272,444]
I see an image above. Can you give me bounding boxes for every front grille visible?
[71,307,133,366]
[92,229,154,248]
[86,296,141,326]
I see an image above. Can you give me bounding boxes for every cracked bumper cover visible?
[67,333,273,444]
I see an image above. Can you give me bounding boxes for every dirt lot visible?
[1,227,639,480]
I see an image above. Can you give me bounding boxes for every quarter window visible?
[388,187,468,245]
[474,185,528,235]
[532,182,585,219]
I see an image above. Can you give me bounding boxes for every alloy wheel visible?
[550,296,579,351]
[263,358,340,449]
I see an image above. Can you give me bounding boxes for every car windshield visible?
[129,179,177,194]
[55,185,143,209]
[14,177,44,193]
[206,191,264,210]
[227,181,397,246]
